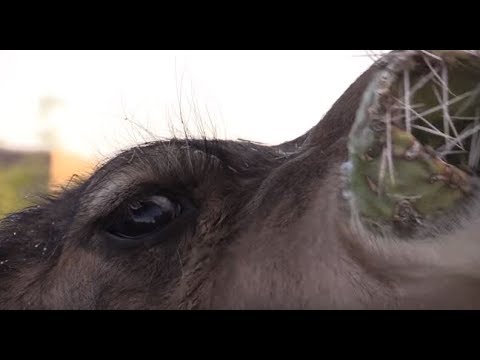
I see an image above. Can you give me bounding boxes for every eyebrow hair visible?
[77,139,227,221]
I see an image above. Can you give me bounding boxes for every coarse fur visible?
[3,51,480,309]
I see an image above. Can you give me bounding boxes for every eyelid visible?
[79,143,219,223]
[106,189,180,225]
[82,167,154,220]
[103,206,198,251]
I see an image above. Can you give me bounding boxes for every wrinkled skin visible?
[2,50,480,309]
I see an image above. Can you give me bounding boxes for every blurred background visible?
[0,50,387,217]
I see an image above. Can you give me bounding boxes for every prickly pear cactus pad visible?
[347,50,480,235]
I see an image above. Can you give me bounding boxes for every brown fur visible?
[2,52,480,309]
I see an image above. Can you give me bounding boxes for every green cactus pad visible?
[348,50,480,232]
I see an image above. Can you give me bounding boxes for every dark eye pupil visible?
[108,196,180,239]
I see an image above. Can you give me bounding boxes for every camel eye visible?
[107,195,181,239]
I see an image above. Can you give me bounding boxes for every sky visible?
[0,50,387,161]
